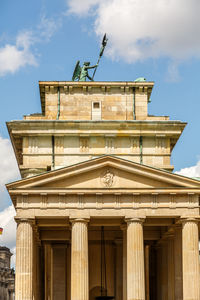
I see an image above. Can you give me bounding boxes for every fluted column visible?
[71,218,89,300]
[167,229,175,300]
[121,225,127,300]
[115,239,123,300]
[174,226,183,300]
[15,218,33,300]
[126,218,145,300]
[161,240,168,300]
[145,245,150,300]
[156,245,162,300]
[182,218,200,300]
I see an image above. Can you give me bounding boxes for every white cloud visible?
[0,32,37,76]
[0,136,20,210]
[0,205,16,267]
[67,0,100,16]
[0,206,16,247]
[0,14,60,77]
[38,15,62,42]
[0,136,20,189]
[0,136,20,267]
[176,160,200,178]
[67,0,200,64]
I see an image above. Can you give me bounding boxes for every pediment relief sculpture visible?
[100,169,115,188]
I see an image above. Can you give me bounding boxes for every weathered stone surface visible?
[6,81,200,300]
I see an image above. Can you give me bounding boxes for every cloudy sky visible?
[0,0,200,266]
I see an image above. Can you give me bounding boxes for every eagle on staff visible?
[72,34,108,82]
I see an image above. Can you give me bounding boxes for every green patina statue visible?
[72,61,98,82]
[72,34,108,82]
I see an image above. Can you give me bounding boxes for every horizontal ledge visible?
[9,189,200,194]
[38,81,155,87]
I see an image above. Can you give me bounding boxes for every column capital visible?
[70,218,90,225]
[179,217,200,225]
[125,217,145,225]
[14,217,35,225]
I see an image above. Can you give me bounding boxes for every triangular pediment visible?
[7,156,200,191]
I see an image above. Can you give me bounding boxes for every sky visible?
[0,0,200,266]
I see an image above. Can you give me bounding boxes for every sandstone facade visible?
[6,81,200,300]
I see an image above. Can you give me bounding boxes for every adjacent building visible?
[0,247,15,300]
[6,81,200,300]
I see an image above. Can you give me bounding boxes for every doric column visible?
[182,218,200,300]
[174,225,183,300]
[34,229,42,300]
[15,218,34,300]
[121,224,127,300]
[167,229,175,300]
[161,240,168,300]
[145,245,150,300]
[114,239,123,300]
[44,243,52,300]
[155,245,162,300]
[126,218,145,300]
[71,218,89,300]
[67,242,71,300]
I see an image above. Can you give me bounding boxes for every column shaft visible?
[44,243,52,300]
[156,246,162,300]
[174,226,183,300]
[71,219,89,300]
[115,240,123,300]
[15,219,33,300]
[127,218,145,300]
[121,225,127,300]
[167,236,175,300]
[145,245,150,300]
[161,241,168,300]
[182,219,200,300]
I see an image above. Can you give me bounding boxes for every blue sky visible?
[0,0,200,170]
[0,0,200,260]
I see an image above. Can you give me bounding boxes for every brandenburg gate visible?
[7,81,200,300]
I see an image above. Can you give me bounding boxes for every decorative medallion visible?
[101,169,114,188]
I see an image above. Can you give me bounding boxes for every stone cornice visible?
[8,188,200,195]
[38,80,154,86]
[7,120,187,141]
